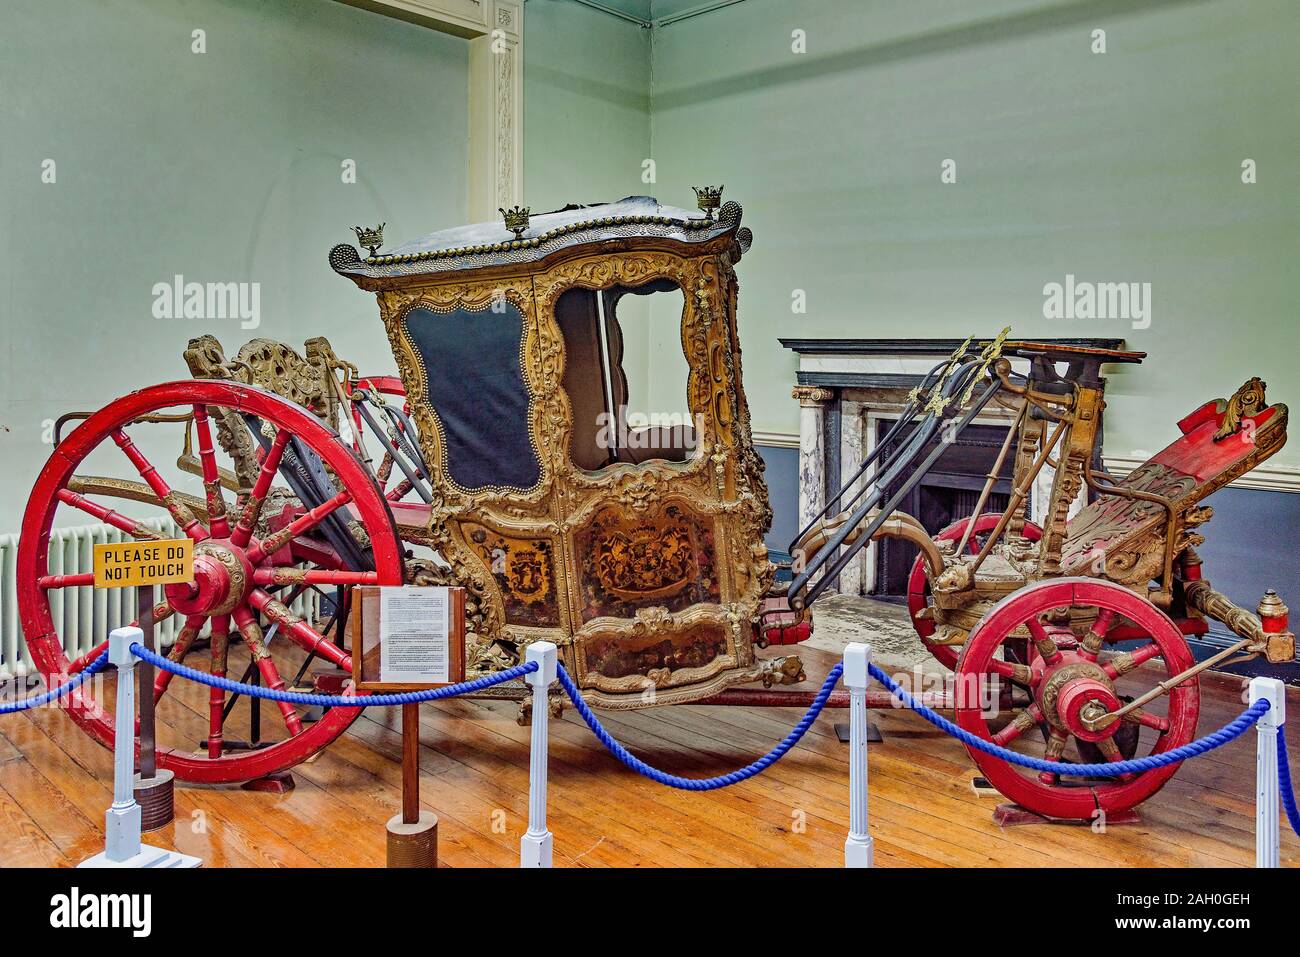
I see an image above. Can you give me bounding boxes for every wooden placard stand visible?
[349,585,466,868]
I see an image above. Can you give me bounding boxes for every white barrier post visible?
[1250,676,1286,869]
[79,628,201,869]
[520,641,557,868]
[843,642,874,868]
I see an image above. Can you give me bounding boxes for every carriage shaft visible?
[1184,580,1295,663]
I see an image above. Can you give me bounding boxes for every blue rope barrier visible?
[867,662,1268,777]
[1277,733,1300,838]
[120,641,1290,804]
[0,652,110,713]
[553,661,844,791]
[131,643,536,707]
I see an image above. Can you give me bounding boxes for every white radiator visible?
[0,521,323,681]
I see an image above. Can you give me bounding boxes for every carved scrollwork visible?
[1214,377,1268,441]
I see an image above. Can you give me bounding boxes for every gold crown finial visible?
[499,205,530,240]
[692,185,724,220]
[352,223,385,257]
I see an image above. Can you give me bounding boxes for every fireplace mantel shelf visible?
[796,371,924,389]
[779,336,1125,356]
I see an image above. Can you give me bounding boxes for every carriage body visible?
[330,197,785,708]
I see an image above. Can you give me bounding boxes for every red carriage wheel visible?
[18,380,403,784]
[954,577,1200,821]
[907,514,1041,669]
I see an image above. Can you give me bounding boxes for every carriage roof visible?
[329,195,751,286]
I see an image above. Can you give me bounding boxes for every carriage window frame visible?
[396,295,545,497]
[552,274,700,475]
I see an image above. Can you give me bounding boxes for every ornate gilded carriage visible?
[18,190,808,788]
[329,196,789,708]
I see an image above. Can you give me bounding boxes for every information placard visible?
[350,585,466,691]
[93,539,194,589]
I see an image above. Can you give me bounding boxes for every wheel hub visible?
[1032,652,1119,740]
[164,540,251,616]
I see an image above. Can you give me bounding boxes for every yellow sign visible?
[93,539,195,589]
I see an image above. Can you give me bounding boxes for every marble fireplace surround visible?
[779,337,1125,597]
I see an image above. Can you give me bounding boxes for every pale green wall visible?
[524,0,658,413]
[524,0,651,209]
[0,0,469,531]
[647,0,1300,471]
[5,0,1294,538]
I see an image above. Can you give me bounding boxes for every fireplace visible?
[781,337,1122,599]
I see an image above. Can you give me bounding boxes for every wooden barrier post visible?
[520,641,557,868]
[133,584,176,830]
[79,627,200,868]
[1250,676,1286,868]
[347,584,465,868]
[386,701,439,867]
[843,642,874,868]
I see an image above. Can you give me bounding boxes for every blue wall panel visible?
[757,444,799,555]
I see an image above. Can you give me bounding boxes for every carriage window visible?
[555,280,695,471]
[401,302,541,491]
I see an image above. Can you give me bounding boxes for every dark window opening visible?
[555,279,695,471]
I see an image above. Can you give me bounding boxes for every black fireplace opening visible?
[870,419,1019,602]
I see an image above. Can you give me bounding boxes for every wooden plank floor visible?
[0,644,1296,867]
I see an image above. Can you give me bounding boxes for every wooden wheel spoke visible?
[68,639,110,675]
[56,488,162,540]
[1037,728,1068,784]
[1102,641,1164,679]
[38,573,95,589]
[253,567,378,588]
[231,608,303,737]
[992,704,1043,746]
[245,490,353,565]
[1093,736,1137,781]
[987,658,1034,685]
[207,616,230,759]
[248,587,351,672]
[1024,616,1062,665]
[153,615,206,703]
[1122,706,1171,733]
[192,405,231,539]
[67,601,175,674]
[1079,608,1116,660]
[231,428,291,547]
[111,428,207,540]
